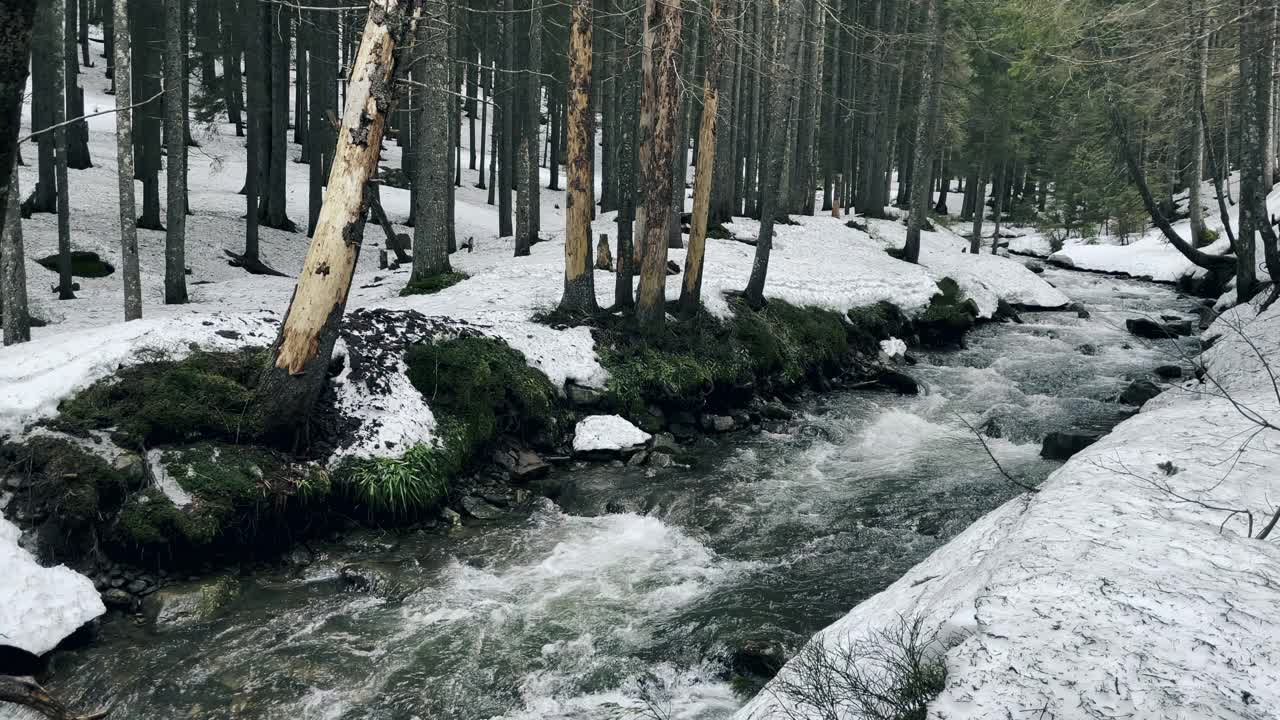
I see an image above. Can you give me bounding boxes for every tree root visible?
[0,675,110,720]
[223,249,288,277]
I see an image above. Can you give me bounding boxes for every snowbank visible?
[740,301,1280,718]
[0,517,105,656]
[572,415,651,454]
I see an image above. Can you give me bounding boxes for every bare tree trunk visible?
[526,0,542,241]
[635,0,682,331]
[64,0,91,169]
[1189,0,1209,246]
[678,0,729,318]
[1238,0,1263,301]
[614,0,640,311]
[559,0,599,315]
[969,168,986,254]
[164,0,187,304]
[411,0,453,279]
[2,163,30,344]
[743,0,803,308]
[50,0,74,300]
[114,0,141,319]
[902,0,941,265]
[257,0,419,437]
[0,0,38,226]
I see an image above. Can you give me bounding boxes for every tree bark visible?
[902,0,942,264]
[30,0,58,215]
[258,0,419,437]
[1189,0,1209,246]
[635,0,682,331]
[678,0,729,318]
[263,10,295,231]
[743,0,803,308]
[2,162,30,344]
[559,0,599,315]
[411,0,453,280]
[0,675,108,720]
[114,0,141,319]
[64,0,91,169]
[163,0,187,303]
[0,0,38,227]
[131,0,163,230]
[50,0,75,299]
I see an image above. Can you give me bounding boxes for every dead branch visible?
[0,675,110,720]
[953,412,1039,493]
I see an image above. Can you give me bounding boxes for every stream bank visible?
[9,266,1206,720]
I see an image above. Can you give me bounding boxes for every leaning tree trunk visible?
[114,0,141,319]
[558,0,599,316]
[0,0,38,225]
[2,163,30,344]
[257,0,420,438]
[164,0,187,304]
[901,0,941,265]
[410,0,452,281]
[678,0,729,318]
[635,0,683,332]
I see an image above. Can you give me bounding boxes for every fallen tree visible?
[0,675,109,720]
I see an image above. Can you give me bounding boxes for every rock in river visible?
[1040,431,1102,461]
[1119,379,1161,407]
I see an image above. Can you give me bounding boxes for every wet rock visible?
[1126,317,1192,339]
[627,450,649,467]
[339,563,397,594]
[1154,365,1183,380]
[565,383,605,408]
[700,414,735,433]
[730,409,752,427]
[286,546,314,566]
[439,506,462,528]
[1076,343,1099,356]
[652,433,680,453]
[125,578,149,594]
[461,495,505,520]
[512,451,550,481]
[1119,379,1161,407]
[649,452,674,469]
[755,400,793,421]
[995,299,1023,323]
[1198,305,1218,330]
[669,422,698,441]
[144,576,240,628]
[877,370,919,395]
[1026,261,1045,274]
[101,589,134,610]
[980,418,1003,439]
[1040,431,1102,461]
[730,639,787,682]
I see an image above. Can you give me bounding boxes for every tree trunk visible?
[0,0,38,228]
[242,0,265,258]
[64,0,91,169]
[163,0,187,304]
[969,169,986,254]
[678,0,729,318]
[1242,0,1280,298]
[497,0,514,237]
[410,0,453,279]
[264,12,295,231]
[131,0,163,230]
[258,0,419,438]
[902,0,941,265]
[30,0,58,215]
[614,0,640,311]
[743,0,803,308]
[635,0,682,331]
[1189,1,1209,246]
[114,0,141,319]
[2,162,30,344]
[559,0,599,315]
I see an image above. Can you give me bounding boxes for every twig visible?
[19,89,169,144]
[953,412,1039,493]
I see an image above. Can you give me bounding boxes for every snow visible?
[740,298,1280,719]
[0,516,105,656]
[879,337,907,358]
[572,415,651,454]
[147,448,193,508]
[863,217,1070,314]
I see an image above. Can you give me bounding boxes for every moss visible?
[399,271,471,296]
[51,348,269,449]
[1,436,129,537]
[917,277,980,348]
[707,223,732,240]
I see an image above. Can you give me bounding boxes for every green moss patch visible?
[50,348,269,449]
[917,277,981,348]
[400,271,471,296]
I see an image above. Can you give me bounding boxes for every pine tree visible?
[411,0,454,281]
[114,0,141,319]
[164,0,187,303]
[558,0,599,316]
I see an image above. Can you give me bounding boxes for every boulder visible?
[755,400,793,421]
[565,383,606,408]
[649,452,674,469]
[700,414,735,433]
[338,563,404,598]
[1125,317,1192,339]
[730,639,787,681]
[1026,261,1045,274]
[1119,379,1161,407]
[461,495,505,520]
[143,576,240,628]
[572,415,652,455]
[510,451,550,481]
[877,370,919,395]
[1154,365,1183,380]
[1040,431,1102,461]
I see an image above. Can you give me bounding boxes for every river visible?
[35,266,1199,720]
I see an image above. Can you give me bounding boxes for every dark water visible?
[28,267,1198,720]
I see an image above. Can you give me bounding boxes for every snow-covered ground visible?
[740,291,1280,718]
[0,517,105,657]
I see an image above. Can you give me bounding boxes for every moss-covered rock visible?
[143,575,241,628]
[399,271,471,296]
[50,348,270,449]
[916,278,980,348]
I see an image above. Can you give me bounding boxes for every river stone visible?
[1026,261,1045,274]
[339,563,402,597]
[755,400,793,421]
[730,639,787,681]
[1076,343,1099,356]
[627,450,649,467]
[461,495,505,520]
[565,383,605,408]
[439,506,462,528]
[649,452,674,469]
[101,588,134,610]
[877,370,919,395]
[1040,431,1102,461]
[1126,317,1192,339]
[652,433,680,453]
[510,451,550,481]
[1119,379,1162,407]
[1154,365,1183,380]
[700,414,735,433]
[144,576,240,628]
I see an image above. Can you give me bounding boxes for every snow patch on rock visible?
[0,517,105,656]
[573,415,651,454]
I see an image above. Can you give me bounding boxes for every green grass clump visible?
[51,348,269,449]
[399,271,471,296]
[341,422,468,517]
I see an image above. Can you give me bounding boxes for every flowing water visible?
[35,267,1200,720]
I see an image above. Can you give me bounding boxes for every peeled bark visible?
[114,0,141,320]
[411,0,453,280]
[558,0,599,315]
[678,0,729,318]
[258,0,420,437]
[164,0,187,304]
[635,0,682,331]
[901,0,941,265]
